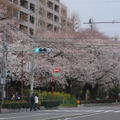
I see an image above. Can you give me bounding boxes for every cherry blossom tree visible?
[1,6,120,98]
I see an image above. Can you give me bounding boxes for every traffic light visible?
[34,47,51,53]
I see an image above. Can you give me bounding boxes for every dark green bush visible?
[2,103,30,109]
[80,99,116,104]
[41,101,60,108]
[2,103,11,109]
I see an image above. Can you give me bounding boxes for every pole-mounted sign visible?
[54,68,60,77]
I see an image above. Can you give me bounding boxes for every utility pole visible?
[30,0,39,94]
[84,19,120,32]
[21,52,23,102]
[84,19,120,24]
[0,31,7,104]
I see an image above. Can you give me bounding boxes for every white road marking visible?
[114,110,120,112]
[104,110,113,113]
[64,110,120,120]
[0,113,49,120]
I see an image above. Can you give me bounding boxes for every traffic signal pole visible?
[30,0,39,94]
[52,74,54,101]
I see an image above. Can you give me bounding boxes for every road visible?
[0,105,120,120]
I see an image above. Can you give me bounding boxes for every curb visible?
[0,106,45,114]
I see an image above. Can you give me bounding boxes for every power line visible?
[84,21,120,24]
[37,37,120,40]
[77,1,120,4]
[35,40,120,49]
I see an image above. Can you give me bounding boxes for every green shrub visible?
[2,103,11,109]
[41,91,77,107]
[41,101,60,108]
[2,103,30,109]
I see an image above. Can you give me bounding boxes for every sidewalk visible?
[79,102,120,107]
[0,106,45,114]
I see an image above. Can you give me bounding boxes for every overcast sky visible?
[61,0,120,38]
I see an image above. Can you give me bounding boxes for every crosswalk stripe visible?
[114,110,120,112]
[43,109,120,113]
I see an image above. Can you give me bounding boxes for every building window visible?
[61,19,66,25]
[61,8,67,18]
[47,1,53,10]
[61,19,66,30]
[20,24,28,32]
[39,0,46,5]
[30,3,35,12]
[55,4,59,13]
[20,11,28,21]
[39,8,46,17]
[8,0,12,2]
[47,12,53,21]
[13,7,18,17]
[13,0,18,4]
[29,28,33,36]
[39,20,46,30]
[29,16,34,24]
[55,0,60,2]
[54,26,59,32]
[54,15,59,23]
[47,24,53,31]
[20,0,28,9]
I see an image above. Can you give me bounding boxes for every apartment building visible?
[8,0,72,35]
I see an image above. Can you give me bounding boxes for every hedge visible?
[2,101,59,109]
[80,99,116,104]
[2,103,30,109]
[2,101,60,109]
[41,101,60,108]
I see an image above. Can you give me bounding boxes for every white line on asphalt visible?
[0,113,49,120]
[64,110,120,120]
[114,110,120,112]
[104,110,113,113]
[64,112,105,120]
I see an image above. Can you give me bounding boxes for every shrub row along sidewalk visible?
[0,101,60,113]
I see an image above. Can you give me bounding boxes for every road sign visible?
[54,68,60,73]
[26,61,31,72]
[53,73,60,77]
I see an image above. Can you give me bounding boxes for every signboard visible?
[53,73,60,77]
[54,68,60,73]
[53,68,60,77]
[26,62,31,72]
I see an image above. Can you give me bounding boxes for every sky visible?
[61,0,120,38]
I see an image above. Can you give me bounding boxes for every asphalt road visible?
[0,105,120,120]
